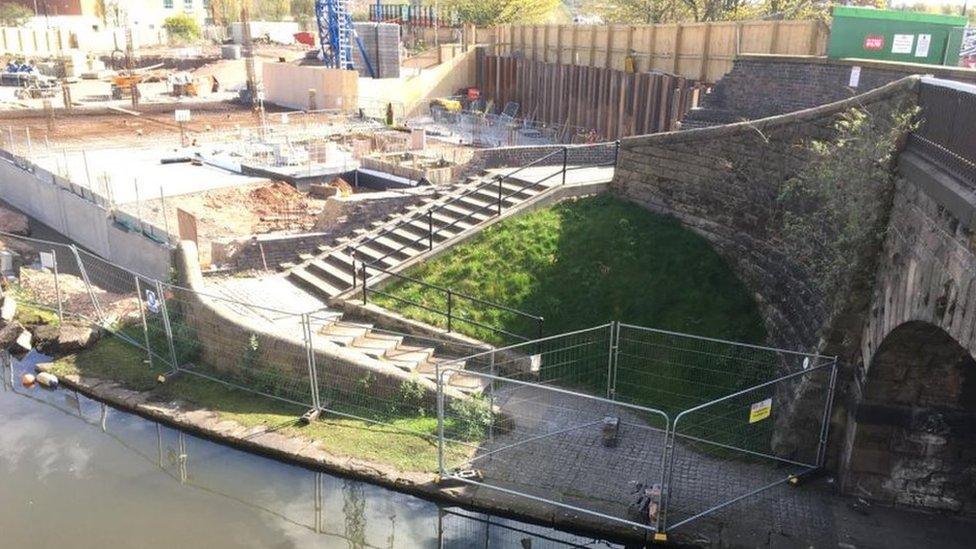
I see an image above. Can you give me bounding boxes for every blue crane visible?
[314,0,377,78]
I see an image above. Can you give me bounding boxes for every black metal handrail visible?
[361,262,544,342]
[910,79,976,191]
[352,146,570,278]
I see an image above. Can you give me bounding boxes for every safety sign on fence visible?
[145,289,160,314]
[749,398,773,423]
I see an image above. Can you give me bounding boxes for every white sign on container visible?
[849,66,861,88]
[915,34,931,58]
[892,34,914,54]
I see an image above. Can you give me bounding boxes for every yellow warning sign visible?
[749,398,772,423]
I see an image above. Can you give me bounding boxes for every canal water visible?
[0,352,621,549]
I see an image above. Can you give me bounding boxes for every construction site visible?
[1,2,976,547]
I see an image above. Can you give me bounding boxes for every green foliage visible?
[447,394,492,441]
[164,13,202,42]
[582,0,867,24]
[778,104,919,301]
[171,316,202,365]
[253,0,290,21]
[290,0,315,26]
[0,4,32,27]
[241,333,260,370]
[395,377,429,417]
[439,0,561,26]
[375,195,765,346]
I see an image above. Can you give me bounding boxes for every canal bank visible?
[0,351,621,549]
[49,358,655,546]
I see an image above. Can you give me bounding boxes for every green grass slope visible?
[374,195,765,346]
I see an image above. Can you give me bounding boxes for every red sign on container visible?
[864,35,885,51]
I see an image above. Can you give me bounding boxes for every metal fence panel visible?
[152,281,316,409]
[662,361,837,532]
[438,367,671,533]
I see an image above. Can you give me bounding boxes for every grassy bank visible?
[48,331,471,472]
[374,195,765,345]
[373,195,773,446]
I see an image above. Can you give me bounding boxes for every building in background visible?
[10,0,211,29]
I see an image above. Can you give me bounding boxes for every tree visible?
[290,0,314,27]
[164,13,202,42]
[439,0,561,26]
[253,0,289,21]
[209,0,241,26]
[0,4,33,27]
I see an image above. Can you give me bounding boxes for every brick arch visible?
[843,320,976,513]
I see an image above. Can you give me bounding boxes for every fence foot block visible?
[156,369,184,384]
[653,532,667,543]
[299,408,322,425]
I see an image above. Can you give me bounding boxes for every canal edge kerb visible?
[55,372,667,547]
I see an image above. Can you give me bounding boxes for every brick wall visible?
[683,55,976,128]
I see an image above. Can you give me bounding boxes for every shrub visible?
[0,4,33,27]
[164,13,201,42]
[394,377,428,417]
[448,395,492,441]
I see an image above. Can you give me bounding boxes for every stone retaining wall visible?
[613,77,919,357]
[683,55,976,128]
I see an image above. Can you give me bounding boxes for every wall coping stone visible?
[620,76,919,148]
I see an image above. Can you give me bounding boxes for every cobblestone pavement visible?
[448,382,976,547]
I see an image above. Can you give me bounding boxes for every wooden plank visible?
[699,23,712,82]
[572,25,579,66]
[628,71,640,136]
[657,74,671,132]
[646,74,659,133]
[672,25,683,74]
[616,71,627,139]
[543,24,549,63]
[604,24,613,68]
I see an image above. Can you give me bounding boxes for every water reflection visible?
[0,352,621,549]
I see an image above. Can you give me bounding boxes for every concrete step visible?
[446,371,490,394]
[288,268,343,299]
[352,244,402,269]
[307,259,354,289]
[351,332,404,358]
[321,321,373,341]
[439,202,492,223]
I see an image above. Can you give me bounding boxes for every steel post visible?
[561,146,568,186]
[133,275,153,369]
[50,249,63,323]
[155,280,180,373]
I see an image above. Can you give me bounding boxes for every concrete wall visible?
[684,55,976,128]
[262,62,359,112]
[359,45,477,117]
[0,151,172,279]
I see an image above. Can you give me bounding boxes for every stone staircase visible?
[311,313,488,394]
[284,171,557,300]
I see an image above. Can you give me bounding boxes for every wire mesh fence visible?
[436,322,837,536]
[437,367,671,532]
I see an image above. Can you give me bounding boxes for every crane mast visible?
[314,0,376,78]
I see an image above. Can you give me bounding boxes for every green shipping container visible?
[828,6,968,66]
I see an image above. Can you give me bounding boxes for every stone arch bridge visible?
[612,65,976,515]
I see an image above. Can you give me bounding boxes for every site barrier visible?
[435,323,838,536]
[0,230,837,537]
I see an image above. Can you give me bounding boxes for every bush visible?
[164,13,201,42]
[394,377,428,417]
[448,395,492,441]
[0,4,32,27]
